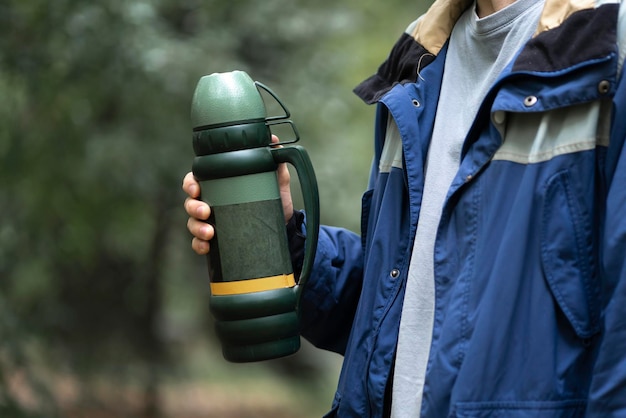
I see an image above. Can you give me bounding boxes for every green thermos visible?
[190,70,320,362]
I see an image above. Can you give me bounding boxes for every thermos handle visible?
[270,146,320,300]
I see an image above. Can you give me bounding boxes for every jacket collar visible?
[353,0,620,104]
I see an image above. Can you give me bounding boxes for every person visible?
[183,0,626,415]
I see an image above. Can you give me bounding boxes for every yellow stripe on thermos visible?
[210,273,297,296]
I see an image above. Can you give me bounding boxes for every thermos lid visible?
[191,71,267,129]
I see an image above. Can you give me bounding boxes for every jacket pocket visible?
[454,399,586,417]
[541,169,600,339]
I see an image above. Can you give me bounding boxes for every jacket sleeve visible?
[294,216,364,356]
[586,43,626,415]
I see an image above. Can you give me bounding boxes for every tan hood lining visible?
[410,0,601,55]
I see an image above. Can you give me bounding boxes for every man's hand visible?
[183,172,214,255]
[182,135,294,255]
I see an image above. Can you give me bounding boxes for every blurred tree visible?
[0,0,428,416]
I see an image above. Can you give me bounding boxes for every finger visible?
[184,197,211,220]
[187,217,214,240]
[182,172,200,198]
[277,160,291,187]
[191,237,210,255]
[270,134,289,180]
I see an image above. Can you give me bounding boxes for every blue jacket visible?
[297,0,626,416]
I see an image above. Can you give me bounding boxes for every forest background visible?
[0,0,429,417]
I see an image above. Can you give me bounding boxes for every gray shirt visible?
[390,0,544,416]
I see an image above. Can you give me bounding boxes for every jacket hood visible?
[354,0,620,104]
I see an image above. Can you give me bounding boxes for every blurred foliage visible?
[0,0,429,416]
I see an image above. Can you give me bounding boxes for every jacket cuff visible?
[286,210,306,280]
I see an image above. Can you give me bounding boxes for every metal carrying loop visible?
[255,81,300,145]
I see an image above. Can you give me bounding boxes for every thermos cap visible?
[191,71,267,129]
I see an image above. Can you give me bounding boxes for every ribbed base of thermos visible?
[211,289,301,362]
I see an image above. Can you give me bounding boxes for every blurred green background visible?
[0,0,429,416]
